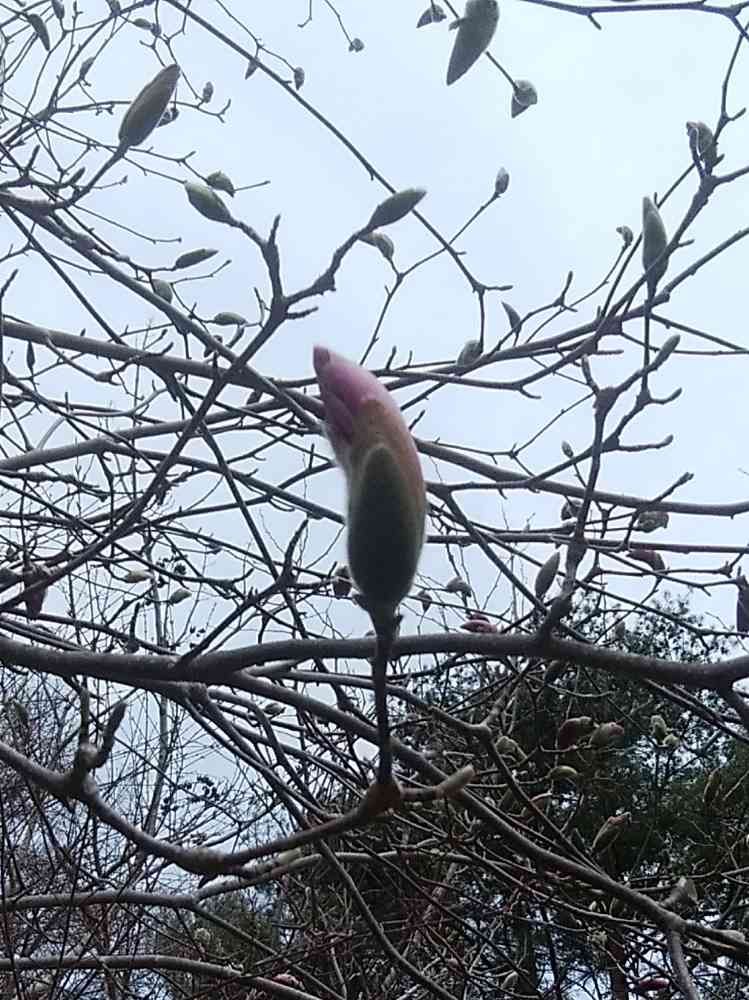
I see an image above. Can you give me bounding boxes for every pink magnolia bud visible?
[314,347,426,617]
[461,617,497,633]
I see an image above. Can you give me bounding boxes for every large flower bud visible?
[314,347,425,619]
[642,196,668,297]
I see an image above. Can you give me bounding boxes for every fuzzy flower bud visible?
[642,196,668,297]
[314,346,426,618]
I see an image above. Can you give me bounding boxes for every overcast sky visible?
[8,0,749,644]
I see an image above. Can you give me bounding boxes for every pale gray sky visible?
[8,1,749,642]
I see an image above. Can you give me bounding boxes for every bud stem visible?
[370,607,398,787]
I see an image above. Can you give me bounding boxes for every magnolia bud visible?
[534,550,560,599]
[461,617,497,633]
[502,301,521,331]
[446,575,472,597]
[118,64,180,150]
[635,510,669,533]
[206,170,235,197]
[211,312,247,326]
[314,347,426,618]
[151,278,173,303]
[653,333,680,367]
[79,56,95,82]
[418,588,432,612]
[446,0,500,86]
[201,81,214,103]
[293,66,305,90]
[349,37,364,52]
[642,196,668,296]
[561,440,574,459]
[560,499,581,520]
[457,339,481,365]
[173,248,218,269]
[331,564,351,598]
[628,547,666,573]
[511,80,538,118]
[26,13,51,51]
[616,225,633,247]
[366,189,426,230]
[417,4,446,26]
[185,183,233,224]
[22,561,50,619]
[662,733,680,751]
[168,587,191,605]
[635,978,671,994]
[494,167,510,196]
[686,120,719,171]
[360,230,395,261]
